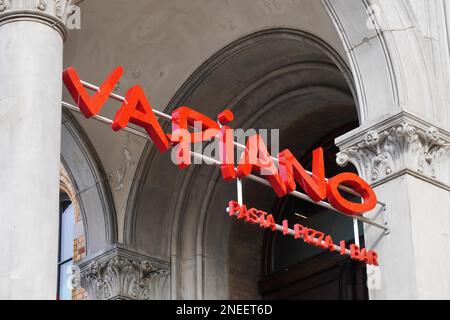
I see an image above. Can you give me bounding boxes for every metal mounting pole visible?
[353,218,360,247]
[237,178,243,206]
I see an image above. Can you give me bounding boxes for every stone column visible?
[0,0,81,299]
[336,111,450,299]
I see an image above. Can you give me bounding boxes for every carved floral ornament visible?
[337,120,450,185]
[80,254,169,300]
[0,0,9,12]
[0,0,82,28]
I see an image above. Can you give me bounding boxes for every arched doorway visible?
[125,28,362,299]
[258,125,368,300]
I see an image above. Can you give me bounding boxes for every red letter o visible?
[327,173,377,215]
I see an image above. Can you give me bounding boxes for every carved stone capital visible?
[0,0,83,40]
[77,245,170,300]
[336,112,450,188]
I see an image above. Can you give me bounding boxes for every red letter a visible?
[112,85,169,152]
[63,66,123,118]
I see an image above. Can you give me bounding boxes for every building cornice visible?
[0,0,83,40]
[336,111,450,188]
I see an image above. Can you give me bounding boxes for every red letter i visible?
[340,240,346,255]
[282,220,289,235]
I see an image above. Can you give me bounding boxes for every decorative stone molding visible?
[0,0,83,40]
[77,244,170,300]
[60,163,81,217]
[336,112,450,187]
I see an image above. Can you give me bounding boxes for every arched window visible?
[58,193,75,300]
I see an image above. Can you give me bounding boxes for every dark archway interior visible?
[257,127,369,300]
[126,29,359,299]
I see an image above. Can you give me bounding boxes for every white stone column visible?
[0,0,81,299]
[336,112,450,299]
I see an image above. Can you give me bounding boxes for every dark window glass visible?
[60,203,74,262]
[271,195,363,272]
[266,128,364,273]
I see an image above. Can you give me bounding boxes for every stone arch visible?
[124,28,359,299]
[123,1,440,301]
[61,110,117,255]
[60,163,81,218]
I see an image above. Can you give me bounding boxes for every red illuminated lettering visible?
[112,85,169,152]
[219,126,236,180]
[236,135,287,197]
[226,200,379,266]
[327,172,378,215]
[64,66,379,217]
[63,66,123,118]
[278,148,326,202]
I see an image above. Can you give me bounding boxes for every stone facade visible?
[0,0,80,299]
[65,0,450,300]
[1,0,450,300]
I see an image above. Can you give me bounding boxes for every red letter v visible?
[63,66,123,118]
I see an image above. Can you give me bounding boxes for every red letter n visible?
[278,148,327,202]
[236,134,287,197]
